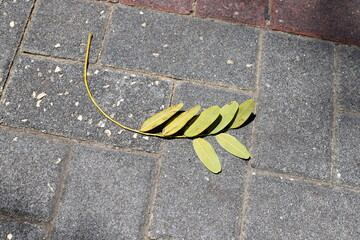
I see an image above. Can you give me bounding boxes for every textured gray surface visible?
[149,82,253,239]
[337,46,360,112]
[101,5,259,90]
[0,0,34,91]
[0,55,172,152]
[0,218,46,240]
[335,113,360,187]
[23,0,109,62]
[253,32,334,180]
[244,174,360,240]
[0,128,70,221]
[51,144,156,240]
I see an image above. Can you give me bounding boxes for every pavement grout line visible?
[330,46,340,182]
[253,168,360,193]
[337,108,360,114]
[168,80,177,106]
[142,141,166,240]
[44,146,75,240]
[0,125,160,159]
[238,29,264,240]
[95,4,114,64]
[0,213,47,227]
[0,0,37,101]
[189,0,197,16]
[266,0,273,27]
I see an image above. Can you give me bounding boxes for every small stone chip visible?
[152,53,160,57]
[55,158,62,164]
[155,80,159,85]
[227,59,234,65]
[139,11,144,15]
[77,115,83,121]
[141,22,147,27]
[9,21,15,27]
[75,102,79,106]
[98,121,105,128]
[133,133,138,139]
[54,43,61,48]
[246,63,254,68]
[142,136,149,140]
[104,129,111,137]
[7,233,13,240]
[128,113,133,118]
[36,99,42,108]
[36,92,47,100]
[54,66,61,72]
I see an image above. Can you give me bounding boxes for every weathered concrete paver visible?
[0,128,70,221]
[51,144,157,240]
[23,0,109,62]
[243,173,360,239]
[0,55,172,152]
[102,5,259,90]
[119,0,194,14]
[0,0,34,91]
[0,217,46,240]
[337,46,360,112]
[253,32,334,180]
[334,113,360,187]
[149,82,253,239]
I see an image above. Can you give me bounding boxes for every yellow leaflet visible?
[230,99,255,129]
[162,105,201,136]
[140,103,184,132]
[193,138,221,173]
[215,133,250,159]
[209,101,239,135]
[184,105,220,137]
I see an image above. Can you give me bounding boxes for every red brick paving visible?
[119,0,194,14]
[270,0,360,46]
[195,0,269,27]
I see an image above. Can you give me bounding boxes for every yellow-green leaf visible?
[184,105,220,137]
[162,105,201,136]
[193,138,221,173]
[209,101,239,135]
[230,99,255,129]
[215,133,250,159]
[140,103,184,132]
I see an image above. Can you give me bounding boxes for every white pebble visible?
[13,137,18,142]
[104,129,111,137]
[128,113,133,118]
[54,66,61,72]
[139,11,144,15]
[246,63,254,68]
[36,92,47,100]
[7,233,13,240]
[227,59,234,65]
[141,22,147,27]
[36,99,42,108]
[155,80,159,85]
[152,53,160,57]
[98,121,105,128]
[75,102,79,106]
[77,115,83,121]
[54,43,61,48]
[94,70,99,74]
[55,158,62,164]
[9,21,15,27]
[142,136,149,140]
[133,133,138,139]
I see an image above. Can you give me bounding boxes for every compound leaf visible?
[140,103,184,132]
[230,99,255,129]
[184,105,220,137]
[193,138,221,173]
[162,105,201,136]
[215,133,250,159]
[209,101,239,134]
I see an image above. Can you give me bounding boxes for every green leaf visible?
[209,101,239,135]
[184,105,220,137]
[193,138,221,173]
[140,103,184,132]
[162,105,201,136]
[230,99,255,129]
[215,133,250,159]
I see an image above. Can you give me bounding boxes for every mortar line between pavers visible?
[0,213,47,226]
[253,168,360,194]
[337,108,360,114]
[141,140,166,240]
[44,145,74,240]
[330,46,340,183]
[0,0,37,101]
[189,0,198,16]
[168,80,177,106]
[95,4,114,64]
[266,0,273,28]
[238,29,264,240]
[0,125,160,159]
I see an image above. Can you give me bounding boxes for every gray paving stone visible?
[149,82,253,239]
[334,112,360,187]
[0,55,172,152]
[0,128,70,221]
[0,218,46,240]
[101,5,259,90]
[23,0,109,62]
[253,32,334,180]
[51,144,156,240]
[0,0,34,91]
[243,174,360,239]
[337,46,360,112]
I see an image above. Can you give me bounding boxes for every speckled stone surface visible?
[119,0,194,14]
[0,218,46,240]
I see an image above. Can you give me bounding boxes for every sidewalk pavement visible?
[0,0,359,239]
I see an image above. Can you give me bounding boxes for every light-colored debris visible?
[77,115,83,121]
[54,43,61,48]
[9,21,15,27]
[227,59,234,65]
[54,66,61,72]
[104,129,111,137]
[36,92,47,100]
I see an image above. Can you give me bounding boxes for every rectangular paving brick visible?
[337,46,360,112]
[0,218,46,240]
[119,0,194,14]
[149,82,253,239]
[195,0,269,27]
[334,113,360,187]
[253,32,334,180]
[271,0,360,46]
[23,0,109,62]
[101,5,259,90]
[0,128,70,221]
[51,144,156,239]
[244,174,360,239]
[0,55,172,152]
[0,0,34,91]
